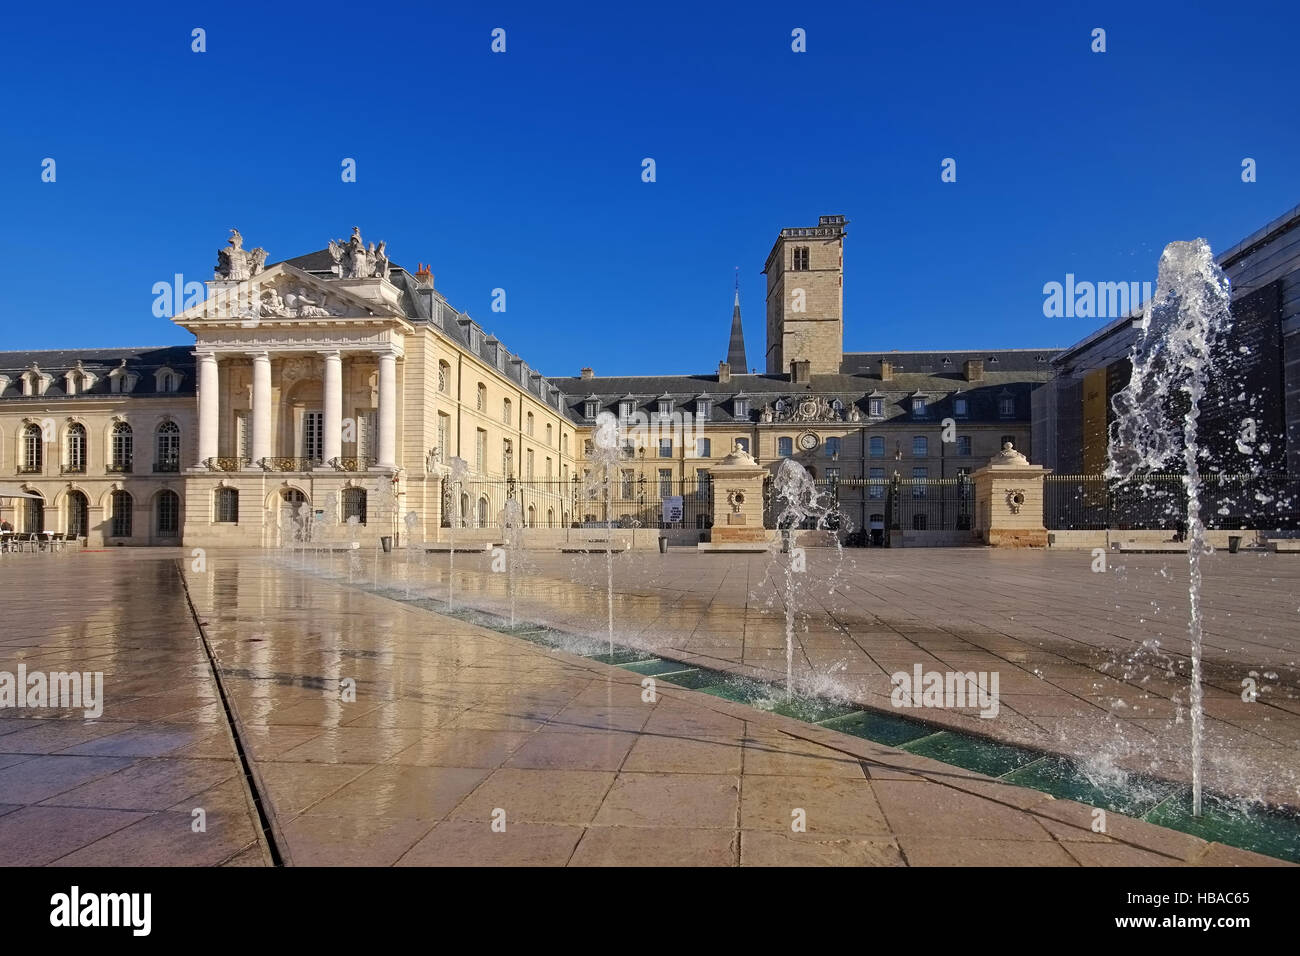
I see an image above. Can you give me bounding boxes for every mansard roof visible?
[551,365,1053,425]
[0,346,196,400]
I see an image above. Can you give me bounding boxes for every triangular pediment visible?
[171,264,393,329]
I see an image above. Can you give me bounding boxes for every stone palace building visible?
[0,217,1057,548]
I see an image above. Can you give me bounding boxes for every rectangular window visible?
[502,439,513,475]
[475,430,486,473]
[695,437,711,458]
[658,468,672,497]
[436,414,449,464]
[912,467,928,498]
[734,437,750,453]
[303,411,323,461]
[912,397,927,418]
[825,437,841,457]
[545,457,552,479]
[157,493,179,535]
[236,412,250,460]
[954,397,968,418]
[619,401,634,419]
[869,436,885,458]
[355,410,375,464]
[778,437,793,457]
[658,438,672,458]
[913,436,928,457]
[695,468,709,494]
[868,467,885,499]
[999,396,1015,417]
[956,436,972,456]
[526,448,534,479]
[734,399,748,419]
[696,399,711,419]
[869,398,884,418]
[620,469,635,498]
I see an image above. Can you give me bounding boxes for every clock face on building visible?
[798,432,819,451]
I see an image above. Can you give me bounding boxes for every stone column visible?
[322,350,343,466]
[196,351,219,466]
[250,351,272,465]
[377,350,397,469]
[972,442,1051,547]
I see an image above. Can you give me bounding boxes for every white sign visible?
[662,496,683,524]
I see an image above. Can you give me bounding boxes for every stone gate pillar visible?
[972,442,1051,547]
[700,445,770,551]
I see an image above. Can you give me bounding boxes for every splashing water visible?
[1106,238,1234,817]
[771,458,846,698]
[446,457,469,610]
[403,511,419,598]
[587,412,622,653]
[499,499,524,628]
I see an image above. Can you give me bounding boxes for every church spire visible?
[727,268,747,371]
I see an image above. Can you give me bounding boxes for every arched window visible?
[160,372,175,393]
[65,423,86,473]
[547,508,555,528]
[526,412,535,436]
[110,422,133,472]
[21,423,42,473]
[156,421,180,472]
[215,487,239,523]
[503,398,512,424]
[437,361,450,394]
[157,490,180,536]
[561,433,568,455]
[545,423,552,446]
[476,383,487,411]
[527,504,536,527]
[110,490,133,537]
[342,487,367,524]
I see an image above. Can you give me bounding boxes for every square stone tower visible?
[763,215,847,376]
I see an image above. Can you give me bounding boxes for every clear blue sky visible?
[2,0,1296,375]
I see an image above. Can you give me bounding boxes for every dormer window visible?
[619,400,634,419]
[999,394,1015,417]
[868,397,884,418]
[911,396,928,418]
[696,397,711,419]
[584,399,598,419]
[954,396,969,418]
[733,396,749,419]
[657,397,673,416]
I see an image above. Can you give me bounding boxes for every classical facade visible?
[0,216,1055,546]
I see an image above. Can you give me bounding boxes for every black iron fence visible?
[1045,474,1300,531]
[441,476,714,529]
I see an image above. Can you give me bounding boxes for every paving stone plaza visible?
[0,546,1294,866]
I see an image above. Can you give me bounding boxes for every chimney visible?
[964,359,984,382]
[879,359,893,382]
[580,367,594,380]
[415,263,434,288]
[790,359,811,385]
[718,360,731,384]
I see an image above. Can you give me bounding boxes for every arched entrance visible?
[276,487,311,545]
[67,491,89,540]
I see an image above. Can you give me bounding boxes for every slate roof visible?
[550,357,1057,426]
[0,346,196,400]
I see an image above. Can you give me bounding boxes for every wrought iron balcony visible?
[16,464,42,475]
[154,457,181,473]
[61,464,86,476]
[105,462,133,474]
[205,457,251,472]
[260,457,322,472]
[327,456,376,472]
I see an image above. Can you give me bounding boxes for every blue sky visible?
[2,0,1297,375]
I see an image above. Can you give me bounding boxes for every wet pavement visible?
[0,548,1287,865]
[351,545,1300,808]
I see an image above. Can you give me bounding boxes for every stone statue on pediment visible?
[329,227,391,280]
[848,403,862,423]
[760,404,774,423]
[215,228,268,280]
